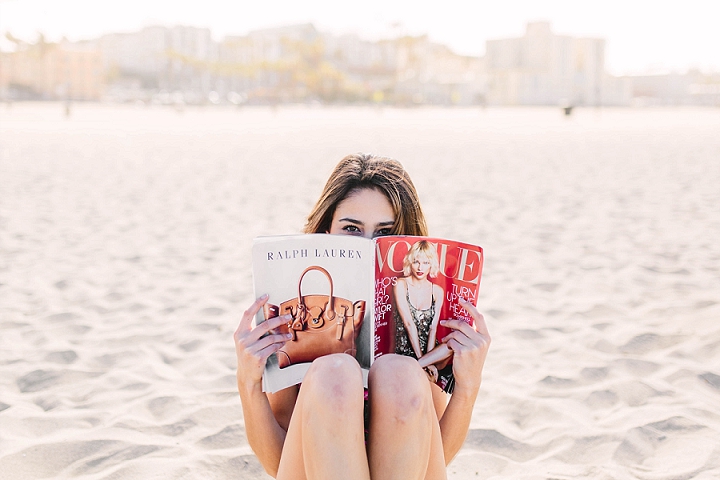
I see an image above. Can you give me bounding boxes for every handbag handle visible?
[297,265,335,322]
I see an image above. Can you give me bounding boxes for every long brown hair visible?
[304,153,428,236]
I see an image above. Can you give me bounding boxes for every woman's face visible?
[410,254,431,280]
[328,188,395,239]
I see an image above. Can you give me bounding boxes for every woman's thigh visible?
[367,354,447,480]
[276,354,369,480]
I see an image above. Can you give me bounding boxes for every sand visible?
[1,103,719,479]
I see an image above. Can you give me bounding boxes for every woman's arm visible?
[236,378,288,477]
[393,279,423,358]
[425,284,444,350]
[436,299,491,465]
[417,343,453,368]
[234,295,296,477]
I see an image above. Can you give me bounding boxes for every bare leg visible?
[367,354,447,480]
[277,354,370,480]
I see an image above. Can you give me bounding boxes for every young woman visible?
[233,153,491,480]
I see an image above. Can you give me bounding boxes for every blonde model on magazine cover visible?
[233,154,491,480]
[393,241,447,383]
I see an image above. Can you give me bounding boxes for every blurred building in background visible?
[0,36,103,100]
[623,70,720,106]
[217,24,332,103]
[391,35,486,106]
[213,24,484,105]
[485,22,630,106]
[98,26,215,103]
[1,23,717,106]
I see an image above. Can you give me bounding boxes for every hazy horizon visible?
[1,0,719,76]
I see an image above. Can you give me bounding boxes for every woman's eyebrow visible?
[338,218,395,227]
[338,217,363,225]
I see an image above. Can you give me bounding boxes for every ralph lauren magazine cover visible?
[252,234,483,394]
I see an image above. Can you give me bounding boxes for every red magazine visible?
[373,236,484,393]
[252,234,483,393]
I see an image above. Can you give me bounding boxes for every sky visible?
[1,0,718,75]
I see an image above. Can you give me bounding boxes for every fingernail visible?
[286,333,293,339]
[440,320,447,325]
[260,293,269,299]
[459,297,467,303]
[282,314,292,320]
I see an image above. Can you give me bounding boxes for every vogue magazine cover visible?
[373,236,484,393]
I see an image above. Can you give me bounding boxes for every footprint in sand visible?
[613,380,669,407]
[44,350,78,364]
[16,369,103,393]
[153,418,197,437]
[34,395,63,411]
[200,307,226,316]
[511,329,545,340]
[619,333,685,355]
[699,372,720,391]
[532,282,559,292]
[44,312,81,323]
[0,440,115,478]
[198,424,247,449]
[463,429,547,462]
[611,358,661,376]
[179,339,203,352]
[613,416,716,475]
[17,370,65,393]
[585,389,619,409]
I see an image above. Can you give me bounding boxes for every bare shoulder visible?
[432,283,444,298]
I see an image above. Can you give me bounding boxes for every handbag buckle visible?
[309,304,325,327]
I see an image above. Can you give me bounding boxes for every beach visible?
[1,103,719,479]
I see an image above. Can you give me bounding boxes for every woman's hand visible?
[233,294,292,389]
[439,298,491,397]
[423,364,439,383]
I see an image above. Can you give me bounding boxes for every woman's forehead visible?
[336,188,394,220]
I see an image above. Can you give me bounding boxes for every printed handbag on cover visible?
[263,265,366,369]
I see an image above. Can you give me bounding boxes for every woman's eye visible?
[374,228,392,237]
[342,225,362,235]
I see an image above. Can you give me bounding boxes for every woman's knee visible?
[370,354,425,385]
[369,354,431,416]
[302,354,364,409]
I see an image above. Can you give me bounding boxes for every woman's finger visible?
[441,330,473,348]
[446,337,465,352]
[235,294,269,337]
[255,342,288,364]
[440,318,476,337]
[459,298,490,337]
[255,314,291,338]
[246,331,292,355]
